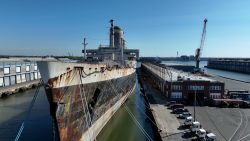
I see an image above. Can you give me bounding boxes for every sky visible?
[0,0,250,57]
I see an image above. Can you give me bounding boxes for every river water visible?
[0,62,249,141]
[0,87,53,141]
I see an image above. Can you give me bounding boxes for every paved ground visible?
[211,75,250,92]
[140,77,183,141]
[184,106,250,141]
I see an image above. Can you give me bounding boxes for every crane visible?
[195,18,207,72]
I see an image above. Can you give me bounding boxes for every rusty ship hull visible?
[38,61,136,141]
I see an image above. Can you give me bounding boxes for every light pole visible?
[194,85,197,122]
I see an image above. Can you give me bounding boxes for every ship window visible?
[89,68,92,70]
[95,68,97,71]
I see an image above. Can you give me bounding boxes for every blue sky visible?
[0,0,250,57]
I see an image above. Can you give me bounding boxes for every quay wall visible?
[207,59,250,74]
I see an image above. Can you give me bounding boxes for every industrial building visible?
[83,20,139,61]
[0,61,41,87]
[141,62,224,104]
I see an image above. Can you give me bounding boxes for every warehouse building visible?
[142,62,224,104]
[0,61,41,87]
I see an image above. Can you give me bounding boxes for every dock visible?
[0,79,41,97]
[140,75,183,141]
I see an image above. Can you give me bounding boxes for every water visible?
[0,87,53,141]
[96,79,156,141]
[0,77,156,141]
[162,61,250,82]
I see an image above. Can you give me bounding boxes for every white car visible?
[206,133,216,141]
[184,116,193,126]
[190,121,202,133]
[178,112,191,118]
[196,128,206,139]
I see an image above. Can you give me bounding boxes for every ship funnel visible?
[109,19,114,48]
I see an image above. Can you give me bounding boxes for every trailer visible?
[212,99,244,108]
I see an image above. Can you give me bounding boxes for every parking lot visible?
[172,106,250,141]
[165,106,250,141]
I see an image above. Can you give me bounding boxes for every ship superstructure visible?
[84,20,139,62]
[37,20,139,141]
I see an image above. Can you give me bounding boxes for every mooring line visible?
[14,80,42,141]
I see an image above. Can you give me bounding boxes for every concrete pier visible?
[138,67,184,141]
[0,79,41,97]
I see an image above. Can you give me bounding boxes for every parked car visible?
[170,104,184,110]
[184,116,193,126]
[166,101,176,107]
[190,121,202,133]
[178,112,192,118]
[196,128,206,140]
[206,132,216,141]
[173,108,188,114]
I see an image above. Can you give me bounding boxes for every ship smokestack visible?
[109,19,114,48]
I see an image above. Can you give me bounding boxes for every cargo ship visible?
[37,20,139,141]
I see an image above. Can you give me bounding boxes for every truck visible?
[196,128,206,140]
[190,121,202,133]
[184,116,193,126]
